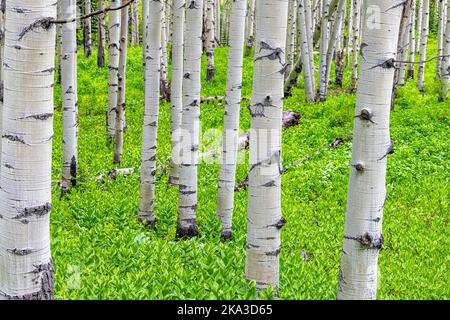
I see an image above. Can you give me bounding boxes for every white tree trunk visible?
[131,0,140,46]
[437,0,447,78]
[397,0,414,87]
[169,0,185,185]
[345,0,354,66]
[439,0,450,101]
[216,0,246,239]
[84,0,92,57]
[160,3,170,100]
[61,0,79,195]
[245,0,288,292]
[298,0,315,102]
[337,0,403,300]
[285,0,297,79]
[245,0,256,55]
[407,0,416,79]
[176,0,203,237]
[107,0,121,138]
[417,0,429,92]
[215,0,221,45]
[114,1,129,164]
[350,0,361,91]
[304,0,315,93]
[97,0,107,67]
[318,0,330,100]
[0,0,56,299]
[138,0,162,228]
[416,0,423,53]
[205,0,216,82]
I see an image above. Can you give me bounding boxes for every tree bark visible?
[417,0,429,92]
[169,0,185,186]
[317,0,330,100]
[176,0,203,238]
[205,0,216,82]
[298,0,315,102]
[437,0,447,78]
[61,0,79,195]
[350,0,361,91]
[0,0,56,300]
[107,0,121,138]
[439,0,450,101]
[83,0,92,58]
[245,0,288,293]
[114,1,129,164]
[130,0,140,46]
[97,0,106,67]
[244,0,256,55]
[407,0,416,79]
[138,0,162,228]
[216,0,247,240]
[337,0,403,300]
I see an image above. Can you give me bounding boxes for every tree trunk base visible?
[138,214,157,229]
[206,66,215,82]
[176,222,199,239]
[220,231,232,241]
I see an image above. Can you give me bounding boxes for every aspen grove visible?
[0,0,447,300]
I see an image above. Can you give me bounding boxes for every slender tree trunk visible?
[169,0,185,186]
[84,0,92,57]
[317,0,330,101]
[97,0,106,67]
[138,0,162,228]
[334,8,345,87]
[0,0,56,300]
[417,0,429,92]
[0,0,4,179]
[245,0,256,55]
[285,0,297,79]
[205,0,216,82]
[107,0,121,138]
[215,0,221,45]
[407,0,416,79]
[245,0,288,293]
[298,0,315,102]
[437,0,447,78]
[350,0,361,91]
[439,0,450,101]
[416,0,423,53]
[304,0,315,93]
[56,1,62,85]
[176,0,203,238]
[61,0,79,195]
[160,3,170,101]
[337,0,403,300]
[114,1,129,164]
[395,0,413,89]
[131,0,140,46]
[216,0,246,240]
[345,0,354,66]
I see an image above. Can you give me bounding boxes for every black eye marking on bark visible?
[3,134,26,144]
[265,247,282,256]
[7,248,34,256]
[4,163,14,169]
[41,67,55,73]
[255,41,284,64]
[355,108,376,123]
[384,0,407,13]
[360,43,368,61]
[352,162,365,171]
[273,217,287,229]
[18,17,55,41]
[370,58,397,70]
[19,113,54,121]
[377,143,395,161]
[184,72,191,79]
[248,95,273,118]
[13,203,52,220]
[188,0,199,9]
[344,233,384,250]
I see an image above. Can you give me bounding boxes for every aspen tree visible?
[337,0,403,300]
[417,0,429,91]
[245,0,288,292]
[97,0,107,68]
[107,0,121,138]
[131,0,140,46]
[169,0,185,186]
[298,0,315,102]
[61,0,79,195]
[350,0,361,91]
[216,0,247,239]
[437,0,447,78]
[416,0,423,53]
[285,0,298,79]
[138,0,162,228]
[84,0,92,57]
[407,0,416,79]
[114,0,129,164]
[0,0,56,299]
[160,3,170,100]
[205,0,216,82]
[245,0,256,55]
[177,0,203,237]
[318,0,331,100]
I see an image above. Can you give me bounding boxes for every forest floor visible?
[51,39,449,299]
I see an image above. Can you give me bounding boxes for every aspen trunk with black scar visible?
[138,0,162,229]
[350,0,361,91]
[216,0,246,240]
[107,0,121,138]
[245,0,256,56]
[437,0,447,79]
[177,0,203,238]
[417,0,429,92]
[318,0,330,100]
[285,0,297,80]
[83,0,92,58]
[205,0,216,82]
[245,0,288,293]
[61,0,79,196]
[337,0,403,300]
[114,1,129,164]
[298,0,315,102]
[0,0,56,299]
[160,2,170,101]
[97,0,106,68]
[169,0,185,186]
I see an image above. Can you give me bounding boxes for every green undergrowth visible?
[50,39,449,299]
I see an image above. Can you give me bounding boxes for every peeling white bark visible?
[138,0,162,228]
[216,0,246,239]
[337,0,403,300]
[177,0,203,237]
[0,0,56,299]
[61,0,78,195]
[245,0,288,292]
